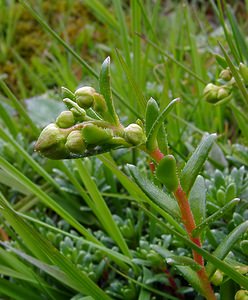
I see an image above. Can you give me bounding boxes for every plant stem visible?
[149,148,216,300]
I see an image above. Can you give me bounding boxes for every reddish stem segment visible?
[150,148,216,300]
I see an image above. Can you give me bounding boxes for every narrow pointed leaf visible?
[0,156,99,244]
[116,49,147,114]
[145,98,168,153]
[189,175,206,226]
[192,198,240,237]
[74,159,131,258]
[146,98,180,151]
[0,194,111,300]
[152,246,204,294]
[99,57,119,125]
[206,220,248,278]
[128,165,180,219]
[180,134,217,195]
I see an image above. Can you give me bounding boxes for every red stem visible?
[150,148,216,300]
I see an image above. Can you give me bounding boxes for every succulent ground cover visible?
[0,1,247,300]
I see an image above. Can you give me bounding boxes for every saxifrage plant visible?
[34,57,248,300]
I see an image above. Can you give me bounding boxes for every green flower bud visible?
[211,270,223,286]
[35,123,69,159]
[203,83,231,103]
[56,111,75,128]
[239,63,248,84]
[75,86,95,109]
[156,155,179,192]
[82,124,113,145]
[93,93,107,113]
[65,130,86,154]
[217,87,231,100]
[219,68,232,81]
[61,86,75,101]
[203,83,218,103]
[124,124,146,145]
[235,290,248,300]
[235,264,248,274]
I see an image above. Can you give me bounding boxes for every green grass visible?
[0,1,247,299]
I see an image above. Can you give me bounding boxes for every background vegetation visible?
[0,0,247,299]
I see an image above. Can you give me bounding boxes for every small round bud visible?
[93,93,107,113]
[82,124,113,145]
[235,290,248,300]
[56,111,75,128]
[65,131,85,154]
[203,83,218,103]
[75,86,95,109]
[156,155,179,192]
[124,124,146,145]
[35,123,69,159]
[239,63,248,84]
[217,87,230,100]
[203,83,231,103]
[211,270,223,286]
[219,68,232,81]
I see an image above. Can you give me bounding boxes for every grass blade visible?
[0,193,111,300]
[116,49,147,114]
[74,159,131,258]
[0,156,99,244]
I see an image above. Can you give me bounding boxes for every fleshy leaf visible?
[206,220,248,278]
[99,57,119,125]
[188,175,206,226]
[128,165,180,219]
[180,134,217,195]
[146,98,179,152]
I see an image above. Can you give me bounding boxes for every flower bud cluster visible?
[203,83,232,104]
[35,86,146,159]
[203,63,248,105]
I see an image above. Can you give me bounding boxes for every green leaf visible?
[189,175,206,226]
[128,165,180,219]
[152,246,204,294]
[0,156,99,245]
[138,267,152,300]
[0,278,43,300]
[226,5,248,62]
[140,205,248,289]
[74,159,131,258]
[145,98,168,154]
[100,154,185,235]
[215,54,228,69]
[192,198,240,237]
[99,57,119,125]
[206,220,248,278]
[0,79,39,136]
[146,98,180,151]
[0,193,111,300]
[180,134,217,195]
[229,103,248,141]
[166,255,202,271]
[220,279,238,300]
